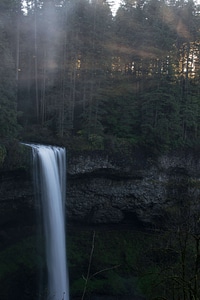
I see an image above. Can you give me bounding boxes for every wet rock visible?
[1,148,200,228]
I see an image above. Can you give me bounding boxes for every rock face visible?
[0,169,34,232]
[1,148,200,228]
[66,149,200,226]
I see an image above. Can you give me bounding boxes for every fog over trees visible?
[1,0,200,151]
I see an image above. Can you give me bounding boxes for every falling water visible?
[27,144,69,300]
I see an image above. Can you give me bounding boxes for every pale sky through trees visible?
[22,0,200,15]
[110,0,121,15]
[22,1,121,15]
[110,0,200,15]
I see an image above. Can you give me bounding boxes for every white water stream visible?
[27,144,69,300]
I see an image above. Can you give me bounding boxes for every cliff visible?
[1,146,200,230]
[66,149,200,227]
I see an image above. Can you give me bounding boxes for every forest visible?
[1,1,200,299]
[0,0,200,151]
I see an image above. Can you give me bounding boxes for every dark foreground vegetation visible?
[1,220,200,300]
[0,0,200,152]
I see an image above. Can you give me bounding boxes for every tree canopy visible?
[0,0,200,151]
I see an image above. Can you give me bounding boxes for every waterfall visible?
[27,144,69,300]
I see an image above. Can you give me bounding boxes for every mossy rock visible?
[0,139,31,171]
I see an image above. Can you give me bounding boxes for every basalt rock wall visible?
[66,149,200,226]
[1,148,200,229]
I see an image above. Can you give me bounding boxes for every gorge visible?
[1,145,200,299]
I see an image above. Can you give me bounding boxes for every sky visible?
[22,0,122,15]
[22,0,200,17]
[110,0,200,15]
[110,0,121,15]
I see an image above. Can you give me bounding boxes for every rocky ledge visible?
[1,148,200,229]
[66,149,200,226]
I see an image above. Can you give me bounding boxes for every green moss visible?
[0,236,42,300]
[136,266,162,297]
[67,229,155,298]
[0,139,31,171]
[0,237,39,279]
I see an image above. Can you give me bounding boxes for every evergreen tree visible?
[0,0,20,138]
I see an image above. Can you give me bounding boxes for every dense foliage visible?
[1,226,200,300]
[1,0,200,151]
